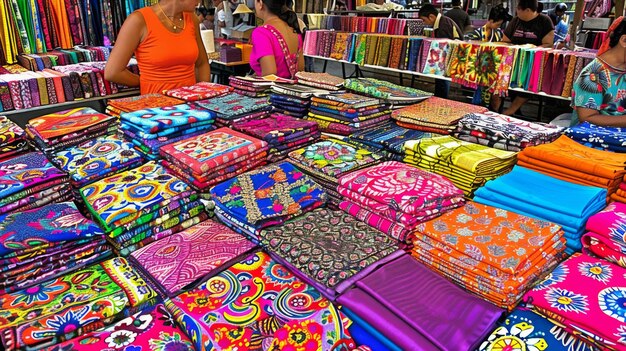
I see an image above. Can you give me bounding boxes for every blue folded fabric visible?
[342,308,401,351]
[565,122,626,149]
[120,103,215,133]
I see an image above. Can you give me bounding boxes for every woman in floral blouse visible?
[571,16,626,126]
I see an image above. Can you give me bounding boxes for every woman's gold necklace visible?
[157,2,185,30]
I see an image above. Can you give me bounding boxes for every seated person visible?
[465,5,511,41]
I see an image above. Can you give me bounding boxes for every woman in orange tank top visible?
[104,0,210,95]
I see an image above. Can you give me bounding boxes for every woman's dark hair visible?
[419,4,439,17]
[489,5,512,22]
[517,0,538,12]
[263,0,302,34]
[609,20,626,48]
[196,5,209,17]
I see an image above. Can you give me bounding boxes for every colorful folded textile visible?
[210,161,327,241]
[349,121,433,160]
[410,201,566,308]
[40,304,194,351]
[566,122,626,152]
[523,253,626,350]
[130,219,257,296]
[53,135,144,188]
[106,93,183,116]
[337,254,503,351]
[344,78,432,103]
[271,83,331,99]
[478,308,596,351]
[404,136,517,197]
[160,127,268,191]
[288,139,383,204]
[25,107,117,153]
[0,257,159,351]
[295,71,344,90]
[338,161,465,242]
[582,201,626,268]
[307,92,389,135]
[166,251,355,351]
[269,92,311,118]
[164,82,233,101]
[228,76,273,97]
[0,116,29,160]
[474,166,607,253]
[193,92,272,126]
[454,112,564,152]
[260,208,400,299]
[392,97,488,133]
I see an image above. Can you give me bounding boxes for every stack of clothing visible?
[231,114,321,162]
[130,219,257,297]
[523,253,626,350]
[337,254,503,351]
[474,166,607,253]
[295,71,344,90]
[349,121,433,160]
[80,162,207,255]
[0,116,29,160]
[0,257,159,351]
[106,93,183,117]
[25,107,117,155]
[0,152,70,215]
[210,162,327,243]
[193,92,272,127]
[410,201,566,309]
[344,78,432,105]
[582,201,626,268]
[166,251,355,351]
[517,135,626,201]
[307,92,390,135]
[565,121,626,152]
[0,202,110,295]
[228,76,273,97]
[288,139,384,205]
[163,81,233,101]
[259,208,401,299]
[404,136,517,197]
[613,175,626,203]
[454,112,564,151]
[392,97,488,134]
[119,104,216,160]
[52,135,144,198]
[338,161,465,243]
[269,85,315,118]
[159,127,268,192]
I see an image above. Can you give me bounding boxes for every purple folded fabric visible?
[338,254,503,351]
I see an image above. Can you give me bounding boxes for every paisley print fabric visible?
[130,219,257,296]
[163,82,233,101]
[0,152,67,201]
[524,253,626,350]
[0,116,28,159]
[166,251,355,351]
[120,104,215,134]
[411,201,566,309]
[107,93,183,116]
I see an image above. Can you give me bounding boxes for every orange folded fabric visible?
[517,157,616,188]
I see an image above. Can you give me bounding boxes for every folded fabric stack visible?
[392,97,488,134]
[106,93,183,117]
[337,254,502,351]
[582,201,626,268]
[349,121,434,160]
[295,71,344,90]
[565,121,626,152]
[160,127,268,192]
[474,166,607,253]
[0,116,29,160]
[338,161,465,243]
[166,251,355,351]
[410,201,566,309]
[523,253,626,350]
[25,107,117,154]
[0,152,71,215]
[41,304,194,351]
[614,175,626,203]
[120,104,216,160]
[0,257,159,351]
[344,77,432,105]
[288,139,384,205]
[163,81,233,101]
[259,208,400,299]
[0,202,111,295]
[307,92,390,135]
[269,84,325,118]
[52,135,144,199]
[478,308,596,351]
[193,92,272,126]
[404,136,517,197]
[130,219,257,297]
[518,135,626,201]
[231,113,321,162]
[210,162,327,243]
[454,112,564,151]
[228,75,273,97]
[80,162,207,255]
